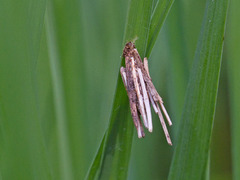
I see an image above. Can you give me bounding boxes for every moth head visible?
[123,41,135,57]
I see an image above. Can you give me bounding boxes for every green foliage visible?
[0,0,236,179]
[168,0,229,179]
[0,0,50,179]
[85,0,175,179]
[227,0,240,179]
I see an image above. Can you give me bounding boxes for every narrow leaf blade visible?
[85,0,177,178]
[226,0,240,178]
[168,0,229,179]
[85,0,176,178]
[146,0,175,57]
[0,0,50,179]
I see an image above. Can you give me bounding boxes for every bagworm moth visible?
[120,41,172,145]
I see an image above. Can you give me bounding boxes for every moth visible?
[120,41,172,145]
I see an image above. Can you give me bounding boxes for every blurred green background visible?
[0,0,237,179]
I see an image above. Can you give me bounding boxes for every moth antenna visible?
[132,36,138,44]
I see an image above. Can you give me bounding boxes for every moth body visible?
[120,42,172,145]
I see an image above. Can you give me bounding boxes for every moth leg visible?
[130,57,148,129]
[137,68,153,132]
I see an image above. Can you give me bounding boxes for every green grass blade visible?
[45,2,73,179]
[85,132,107,180]
[165,1,189,132]
[123,0,155,57]
[45,0,87,178]
[168,0,229,179]
[226,0,240,179]
[85,0,175,179]
[205,153,210,180]
[0,0,50,179]
[146,0,174,57]
[87,1,154,178]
